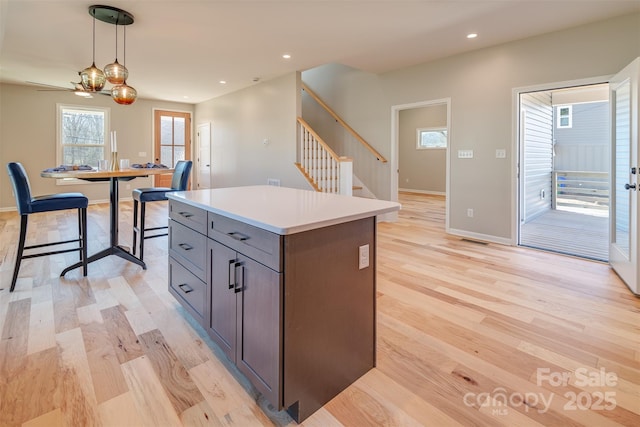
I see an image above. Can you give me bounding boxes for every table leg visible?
[60,177,147,276]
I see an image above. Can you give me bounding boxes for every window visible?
[557,105,572,128]
[58,104,110,168]
[417,127,447,149]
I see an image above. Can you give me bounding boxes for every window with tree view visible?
[417,127,447,149]
[59,105,109,167]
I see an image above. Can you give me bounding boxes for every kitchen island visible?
[166,185,400,422]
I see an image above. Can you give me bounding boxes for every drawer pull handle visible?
[179,211,194,218]
[234,262,244,293]
[228,259,236,289]
[178,243,193,251]
[228,231,249,241]
[178,283,194,293]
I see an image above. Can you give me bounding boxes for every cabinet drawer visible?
[169,199,207,234]
[169,257,206,322]
[169,220,206,281]
[208,212,282,271]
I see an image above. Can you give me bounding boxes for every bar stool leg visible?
[132,199,139,256]
[10,215,28,292]
[81,207,88,276]
[139,202,146,262]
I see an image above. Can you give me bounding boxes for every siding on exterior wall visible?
[522,91,553,222]
[553,101,610,172]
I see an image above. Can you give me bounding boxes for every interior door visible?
[154,110,191,187]
[197,123,211,189]
[610,58,640,295]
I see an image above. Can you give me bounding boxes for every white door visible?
[197,123,211,189]
[610,58,640,295]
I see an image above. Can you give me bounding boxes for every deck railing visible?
[553,170,609,213]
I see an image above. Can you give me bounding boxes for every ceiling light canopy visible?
[79,5,137,105]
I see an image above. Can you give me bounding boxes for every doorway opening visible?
[391,98,451,230]
[518,83,609,261]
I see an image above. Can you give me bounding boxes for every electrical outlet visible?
[359,244,369,270]
[467,208,474,218]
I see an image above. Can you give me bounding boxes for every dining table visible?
[41,167,174,274]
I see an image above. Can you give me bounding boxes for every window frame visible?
[416,126,448,150]
[56,103,110,185]
[557,105,572,129]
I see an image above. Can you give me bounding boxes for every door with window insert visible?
[154,110,191,187]
[610,58,640,296]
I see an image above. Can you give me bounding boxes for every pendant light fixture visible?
[111,24,137,104]
[80,12,106,91]
[80,5,136,104]
[104,20,128,85]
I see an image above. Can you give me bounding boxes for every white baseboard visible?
[398,188,445,196]
[447,227,513,246]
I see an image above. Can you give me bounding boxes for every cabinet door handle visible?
[178,283,194,293]
[178,243,193,251]
[179,211,194,218]
[228,231,249,241]
[234,262,244,293]
[228,259,236,289]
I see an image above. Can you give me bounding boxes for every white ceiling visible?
[1,0,639,104]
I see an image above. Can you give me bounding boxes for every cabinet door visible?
[236,254,282,407]
[208,240,238,362]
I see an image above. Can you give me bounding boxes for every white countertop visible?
[167,185,401,235]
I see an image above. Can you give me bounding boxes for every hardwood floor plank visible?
[0,347,59,426]
[27,298,56,355]
[81,320,129,404]
[189,359,275,426]
[21,408,64,427]
[97,391,145,427]
[180,400,225,426]
[56,327,101,426]
[120,355,184,426]
[137,328,205,414]
[100,305,145,364]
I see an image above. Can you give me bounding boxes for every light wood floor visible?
[0,193,638,426]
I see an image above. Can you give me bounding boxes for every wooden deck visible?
[520,209,609,261]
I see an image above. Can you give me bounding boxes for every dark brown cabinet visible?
[208,239,282,406]
[167,196,378,423]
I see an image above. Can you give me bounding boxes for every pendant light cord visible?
[92,13,96,63]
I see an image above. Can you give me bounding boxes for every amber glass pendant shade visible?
[112,81,137,105]
[80,62,106,91]
[104,60,128,85]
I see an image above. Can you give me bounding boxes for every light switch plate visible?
[496,149,506,159]
[458,150,474,159]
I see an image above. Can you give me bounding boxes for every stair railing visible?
[297,118,352,195]
[301,82,387,163]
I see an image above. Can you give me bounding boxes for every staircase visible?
[295,83,388,197]
[296,118,353,195]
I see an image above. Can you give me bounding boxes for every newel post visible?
[338,157,353,196]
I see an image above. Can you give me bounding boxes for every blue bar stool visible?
[132,160,192,261]
[6,162,89,292]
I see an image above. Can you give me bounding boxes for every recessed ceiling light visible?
[183,96,189,99]
[282,54,291,59]
[219,80,227,84]
[467,33,478,39]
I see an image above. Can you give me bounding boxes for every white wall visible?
[303,13,640,241]
[194,73,310,190]
[0,83,194,209]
